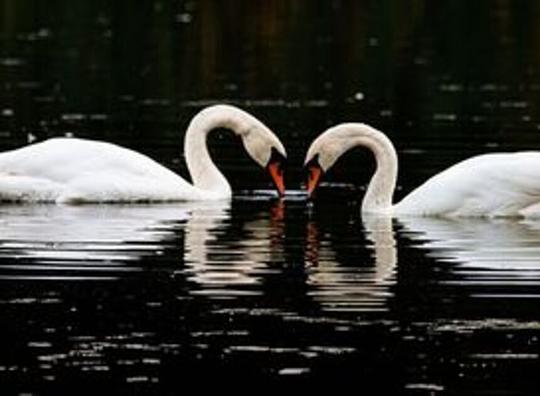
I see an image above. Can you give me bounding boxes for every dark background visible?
[3,1,540,197]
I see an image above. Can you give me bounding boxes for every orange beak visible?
[306,164,322,197]
[268,161,285,197]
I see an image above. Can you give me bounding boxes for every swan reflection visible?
[305,213,398,312]
[0,204,193,279]
[0,204,189,252]
[397,217,540,290]
[184,200,285,293]
[0,199,286,286]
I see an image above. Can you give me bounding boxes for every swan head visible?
[304,123,398,203]
[238,112,287,197]
[303,125,352,197]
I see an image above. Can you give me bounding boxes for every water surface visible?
[1,1,540,394]
[0,197,539,394]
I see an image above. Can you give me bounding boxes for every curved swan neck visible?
[333,124,398,214]
[356,126,398,214]
[184,105,252,197]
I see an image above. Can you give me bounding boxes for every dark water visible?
[2,1,540,394]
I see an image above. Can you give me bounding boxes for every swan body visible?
[0,105,286,203]
[304,123,540,217]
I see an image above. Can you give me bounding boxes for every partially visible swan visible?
[304,123,540,217]
[0,104,286,203]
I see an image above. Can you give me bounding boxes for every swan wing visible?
[394,152,540,217]
[0,138,201,202]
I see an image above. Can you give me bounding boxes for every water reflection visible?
[0,199,538,392]
[398,216,540,298]
[0,204,189,279]
[183,200,285,292]
[0,199,290,286]
[2,199,540,311]
[305,211,397,313]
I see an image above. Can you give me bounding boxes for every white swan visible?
[304,123,540,217]
[0,104,286,203]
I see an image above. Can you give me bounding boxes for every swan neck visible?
[356,129,398,214]
[184,109,247,197]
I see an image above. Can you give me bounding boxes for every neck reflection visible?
[183,200,285,293]
[304,211,398,313]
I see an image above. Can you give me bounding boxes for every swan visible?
[0,104,286,203]
[304,123,540,217]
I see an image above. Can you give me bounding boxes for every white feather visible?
[0,138,198,203]
[395,152,540,217]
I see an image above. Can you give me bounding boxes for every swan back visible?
[0,138,196,202]
[395,152,540,217]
